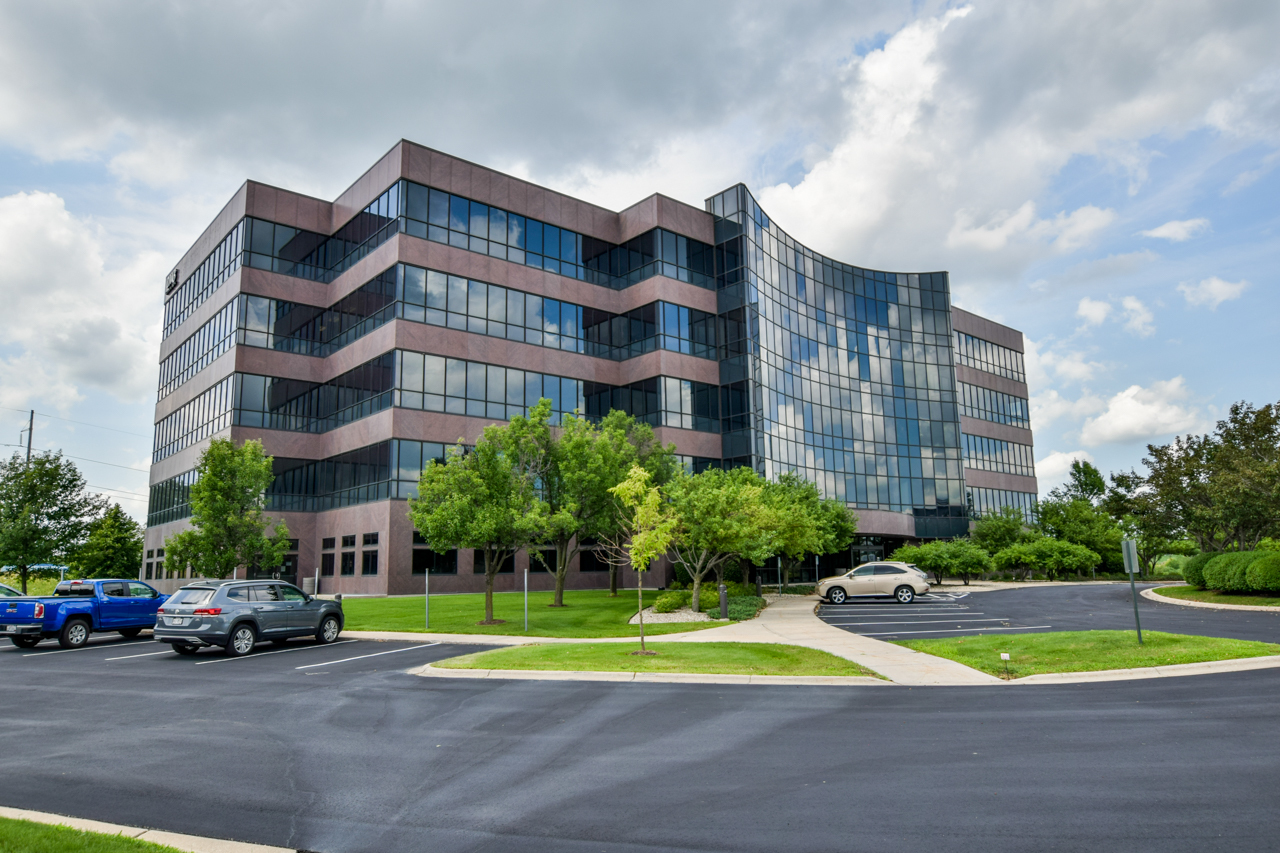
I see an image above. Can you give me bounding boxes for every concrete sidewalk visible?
[662,596,1002,685]
[0,805,290,853]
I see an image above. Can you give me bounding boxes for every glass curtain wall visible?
[706,183,967,531]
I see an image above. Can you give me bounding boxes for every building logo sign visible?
[164,268,180,295]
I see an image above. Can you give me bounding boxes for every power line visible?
[0,405,150,439]
[88,484,149,498]
[63,454,149,474]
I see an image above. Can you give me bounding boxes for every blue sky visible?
[0,1,1276,522]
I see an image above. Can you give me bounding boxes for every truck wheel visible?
[118,628,142,638]
[58,619,91,649]
[224,624,256,657]
[11,636,40,649]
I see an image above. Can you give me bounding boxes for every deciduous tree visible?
[0,451,106,593]
[70,503,143,579]
[610,465,677,653]
[163,439,289,580]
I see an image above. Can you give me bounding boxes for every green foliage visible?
[1202,552,1261,592]
[409,402,548,623]
[0,451,108,593]
[762,472,857,591]
[1036,496,1123,572]
[1258,537,1280,552]
[0,816,189,852]
[1245,553,1280,592]
[726,595,767,620]
[667,466,778,612]
[992,538,1100,581]
[653,589,691,613]
[1182,552,1213,588]
[890,539,993,584]
[163,439,288,580]
[1050,459,1107,504]
[68,503,143,578]
[970,505,1037,554]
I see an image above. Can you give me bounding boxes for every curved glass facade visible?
[707,184,966,531]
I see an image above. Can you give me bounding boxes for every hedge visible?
[1245,553,1280,592]
[1203,552,1259,592]
[1182,553,1213,588]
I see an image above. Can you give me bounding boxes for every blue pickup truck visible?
[0,579,168,649]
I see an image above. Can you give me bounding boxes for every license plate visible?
[169,617,187,626]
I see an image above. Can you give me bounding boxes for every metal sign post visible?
[1122,539,1143,645]
[424,569,430,631]
[524,567,529,632]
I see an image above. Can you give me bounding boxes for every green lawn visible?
[340,589,723,637]
[895,630,1280,679]
[434,641,882,677]
[1151,585,1280,607]
[0,817,186,852]
[0,575,58,596]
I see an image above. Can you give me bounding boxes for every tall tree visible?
[1049,460,1107,504]
[765,473,857,590]
[667,467,777,612]
[409,402,548,623]
[534,410,673,607]
[1036,496,1124,572]
[610,465,677,654]
[970,505,1039,554]
[1103,470,1193,576]
[69,503,143,579]
[0,451,106,593]
[163,439,290,580]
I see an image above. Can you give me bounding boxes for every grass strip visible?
[0,816,187,853]
[895,630,1280,679]
[341,589,721,637]
[1150,585,1280,607]
[433,641,881,677]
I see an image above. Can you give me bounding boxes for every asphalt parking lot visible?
[2,628,1279,853]
[818,582,1280,643]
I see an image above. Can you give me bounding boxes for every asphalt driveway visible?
[818,582,1280,643]
[1,629,1279,853]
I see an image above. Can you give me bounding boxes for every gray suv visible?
[153,580,344,657]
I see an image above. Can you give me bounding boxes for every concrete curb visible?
[0,805,292,853]
[1143,585,1280,613]
[412,662,889,686]
[341,628,714,645]
[1009,654,1280,684]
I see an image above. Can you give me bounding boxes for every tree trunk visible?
[484,550,496,623]
[609,563,618,597]
[552,540,569,607]
[691,576,702,612]
[638,575,646,653]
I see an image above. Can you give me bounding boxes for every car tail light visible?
[157,608,166,614]
[34,603,44,618]
[193,608,222,616]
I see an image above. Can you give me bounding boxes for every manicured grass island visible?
[433,641,882,677]
[895,630,1280,679]
[340,589,722,638]
[1150,584,1280,607]
[0,816,187,853]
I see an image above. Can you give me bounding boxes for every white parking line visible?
[825,618,1008,627]
[863,625,1052,636]
[23,641,151,657]
[193,639,356,665]
[295,643,440,670]
[104,649,176,660]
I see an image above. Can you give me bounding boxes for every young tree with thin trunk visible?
[610,465,677,654]
[163,439,290,580]
[409,402,548,624]
[0,451,106,593]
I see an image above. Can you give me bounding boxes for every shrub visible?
[1246,553,1280,592]
[653,590,691,613]
[1203,552,1261,592]
[726,596,766,621]
[1182,553,1213,588]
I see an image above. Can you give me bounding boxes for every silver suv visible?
[153,580,344,657]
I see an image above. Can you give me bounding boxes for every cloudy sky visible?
[0,0,1276,521]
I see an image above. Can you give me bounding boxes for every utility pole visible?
[24,409,33,465]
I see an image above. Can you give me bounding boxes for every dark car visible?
[153,580,343,656]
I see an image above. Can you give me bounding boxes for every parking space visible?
[0,632,468,677]
[818,591,1052,639]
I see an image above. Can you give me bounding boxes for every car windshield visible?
[0,583,21,597]
[167,588,216,606]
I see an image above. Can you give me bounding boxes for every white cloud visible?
[1024,338,1104,387]
[1177,276,1249,310]
[1030,389,1105,432]
[1079,377,1204,445]
[1035,449,1095,489]
[1121,296,1155,337]
[1140,218,1211,241]
[1076,297,1112,326]
[0,191,163,410]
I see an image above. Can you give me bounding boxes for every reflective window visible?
[967,488,1038,523]
[961,434,1036,478]
[954,332,1026,383]
[958,382,1031,429]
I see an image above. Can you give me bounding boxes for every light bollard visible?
[719,583,728,620]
